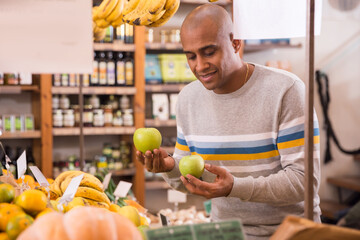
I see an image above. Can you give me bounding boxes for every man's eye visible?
[187,55,196,60]
[204,51,215,57]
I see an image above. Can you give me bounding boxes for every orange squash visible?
[18,206,143,240]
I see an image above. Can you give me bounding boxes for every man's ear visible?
[230,32,241,53]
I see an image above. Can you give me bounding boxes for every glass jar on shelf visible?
[53,109,63,127]
[90,94,100,109]
[60,94,70,109]
[63,109,75,127]
[83,105,93,127]
[123,109,134,126]
[120,95,130,111]
[93,109,105,127]
[52,95,60,109]
[103,105,113,127]
[71,105,80,127]
[160,30,168,44]
[112,110,123,126]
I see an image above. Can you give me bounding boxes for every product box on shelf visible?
[177,54,197,83]
[158,54,180,84]
[152,94,169,120]
[145,54,162,84]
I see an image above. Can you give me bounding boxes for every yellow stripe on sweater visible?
[192,150,280,161]
[175,142,190,152]
[277,136,320,150]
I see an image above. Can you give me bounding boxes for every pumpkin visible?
[18,206,143,240]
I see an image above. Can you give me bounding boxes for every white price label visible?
[29,166,49,187]
[158,213,170,226]
[17,151,27,179]
[60,174,84,203]
[114,181,132,198]
[102,173,112,191]
[167,189,187,203]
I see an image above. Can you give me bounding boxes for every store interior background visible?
[0,0,359,215]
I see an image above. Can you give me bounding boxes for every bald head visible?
[181,4,233,39]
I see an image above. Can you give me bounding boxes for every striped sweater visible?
[162,64,321,240]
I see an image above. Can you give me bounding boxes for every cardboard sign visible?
[167,189,187,203]
[16,151,27,179]
[114,181,132,198]
[145,220,245,240]
[102,173,112,191]
[29,166,49,187]
[58,174,84,209]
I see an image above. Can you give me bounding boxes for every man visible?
[136,4,321,239]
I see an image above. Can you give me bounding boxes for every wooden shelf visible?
[145,180,170,190]
[145,84,187,93]
[320,200,350,220]
[327,176,360,192]
[244,43,302,53]
[181,0,231,6]
[52,86,136,95]
[0,85,39,94]
[110,168,136,177]
[145,119,176,127]
[146,42,183,51]
[53,127,136,136]
[93,42,135,52]
[0,130,41,139]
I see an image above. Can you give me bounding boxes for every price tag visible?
[167,189,187,203]
[102,173,112,191]
[29,166,49,187]
[113,181,132,198]
[58,174,84,211]
[16,150,27,179]
[145,220,245,240]
[158,213,170,226]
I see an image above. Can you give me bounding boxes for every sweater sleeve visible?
[228,80,321,204]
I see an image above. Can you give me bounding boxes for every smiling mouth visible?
[198,71,217,82]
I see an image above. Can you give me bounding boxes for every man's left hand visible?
[180,164,234,199]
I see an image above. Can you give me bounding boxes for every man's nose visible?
[195,57,209,72]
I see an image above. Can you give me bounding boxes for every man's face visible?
[181,21,235,94]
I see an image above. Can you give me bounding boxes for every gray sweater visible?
[162,64,321,240]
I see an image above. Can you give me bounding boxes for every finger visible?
[136,151,145,165]
[144,152,153,171]
[205,164,227,176]
[186,174,213,190]
[152,149,161,171]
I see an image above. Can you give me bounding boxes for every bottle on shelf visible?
[98,52,107,86]
[4,73,19,85]
[116,52,125,86]
[53,74,61,87]
[60,94,70,110]
[104,26,114,43]
[107,51,116,86]
[124,53,134,86]
[120,95,130,111]
[115,24,125,43]
[61,74,69,87]
[25,146,36,175]
[91,51,99,86]
[108,95,118,110]
[89,94,100,109]
[69,74,76,87]
[125,24,134,44]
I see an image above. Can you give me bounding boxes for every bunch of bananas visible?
[93,0,180,30]
[49,171,111,209]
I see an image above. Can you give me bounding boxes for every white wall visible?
[244,1,360,201]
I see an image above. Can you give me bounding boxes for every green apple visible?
[179,155,205,178]
[133,128,162,153]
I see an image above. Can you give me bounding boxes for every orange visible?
[16,175,35,186]
[109,203,122,213]
[6,214,34,240]
[0,205,24,231]
[46,178,54,184]
[1,169,13,177]
[36,207,54,219]
[0,203,12,210]
[16,189,47,215]
[0,232,10,240]
[0,184,15,203]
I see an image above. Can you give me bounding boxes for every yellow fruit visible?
[82,198,109,209]
[109,203,122,213]
[0,203,12,210]
[0,232,10,240]
[0,205,24,231]
[46,178,54,184]
[0,184,15,203]
[36,208,54,219]
[49,200,59,212]
[64,197,88,212]
[16,175,35,186]
[16,190,47,215]
[117,206,141,227]
[6,214,33,240]
[140,215,149,226]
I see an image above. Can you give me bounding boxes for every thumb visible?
[205,164,227,176]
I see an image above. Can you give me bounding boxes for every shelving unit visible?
[52,86,137,95]
[0,85,39,93]
[93,42,135,52]
[52,127,136,136]
[145,119,177,127]
[0,131,41,139]
[145,84,187,93]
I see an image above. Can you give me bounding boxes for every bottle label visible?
[125,61,133,85]
[107,62,116,85]
[91,61,99,85]
[99,61,107,85]
[117,61,125,85]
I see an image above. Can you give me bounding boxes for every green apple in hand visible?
[179,155,205,178]
[133,128,162,153]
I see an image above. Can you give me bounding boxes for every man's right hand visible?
[136,148,175,173]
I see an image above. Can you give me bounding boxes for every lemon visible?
[0,184,15,203]
[64,197,87,212]
[140,215,149,226]
[6,214,34,240]
[118,206,141,227]
[36,207,54,219]
[16,189,47,215]
[109,203,122,213]
[0,205,24,231]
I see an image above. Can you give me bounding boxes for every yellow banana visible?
[75,187,111,206]
[133,8,166,26]
[92,6,100,21]
[149,0,180,27]
[97,0,119,19]
[106,0,126,23]
[60,172,103,194]
[83,198,110,209]
[60,171,82,193]
[111,13,125,27]
[51,171,76,196]
[123,0,167,25]
[121,0,141,16]
[95,18,111,28]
